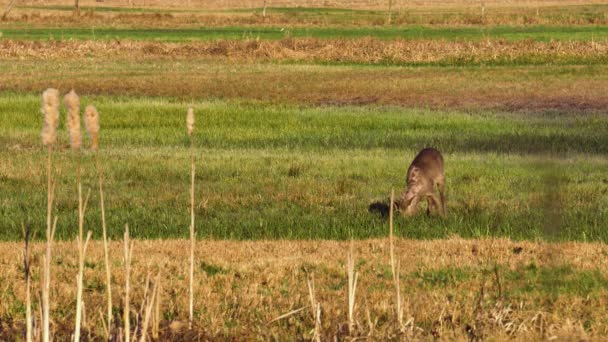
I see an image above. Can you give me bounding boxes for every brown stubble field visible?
[1,237,608,340]
[2,39,608,112]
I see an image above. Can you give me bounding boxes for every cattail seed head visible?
[187,107,194,137]
[41,88,60,147]
[84,105,100,151]
[64,90,81,150]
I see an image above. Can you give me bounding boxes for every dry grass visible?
[4,56,608,113]
[2,38,607,64]
[10,0,608,10]
[1,237,607,340]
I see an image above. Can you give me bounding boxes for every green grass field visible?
[2,94,607,241]
[2,25,607,42]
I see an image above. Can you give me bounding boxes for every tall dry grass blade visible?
[23,223,32,342]
[124,224,133,342]
[41,88,60,342]
[389,189,403,328]
[306,273,321,342]
[64,89,81,151]
[152,273,161,340]
[389,189,395,275]
[347,239,358,334]
[74,229,92,342]
[268,306,308,324]
[313,303,321,342]
[84,105,99,151]
[187,106,196,330]
[139,271,160,342]
[89,107,112,333]
[95,151,113,334]
[187,107,194,137]
[98,309,108,340]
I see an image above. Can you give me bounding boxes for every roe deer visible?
[396,148,446,217]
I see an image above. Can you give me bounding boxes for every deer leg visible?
[437,177,447,217]
[426,193,443,217]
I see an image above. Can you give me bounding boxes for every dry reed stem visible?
[268,306,308,324]
[187,107,194,137]
[124,224,134,342]
[347,239,358,334]
[43,215,58,342]
[188,106,196,330]
[41,88,59,147]
[74,229,92,342]
[84,105,99,151]
[23,224,32,342]
[152,273,161,340]
[139,271,160,342]
[389,189,403,329]
[64,89,81,150]
[95,151,113,335]
[42,132,58,342]
[307,273,321,342]
[313,303,321,342]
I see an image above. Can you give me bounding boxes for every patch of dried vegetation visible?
[0,237,607,340]
[2,38,607,65]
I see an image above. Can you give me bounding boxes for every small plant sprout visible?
[41,88,60,342]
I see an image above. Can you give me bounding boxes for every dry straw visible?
[187,106,196,329]
[84,105,100,151]
[123,224,134,342]
[64,89,81,150]
[85,104,112,332]
[347,239,358,334]
[40,88,60,342]
[187,107,194,137]
[41,88,60,147]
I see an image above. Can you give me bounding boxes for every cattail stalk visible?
[64,90,81,151]
[41,88,59,342]
[187,107,196,329]
[65,89,90,342]
[124,224,133,342]
[84,105,99,151]
[86,105,112,332]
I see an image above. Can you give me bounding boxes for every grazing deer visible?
[396,148,446,217]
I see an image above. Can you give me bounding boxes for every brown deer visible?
[396,148,446,217]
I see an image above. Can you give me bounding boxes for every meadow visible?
[1,0,608,340]
[2,93,608,242]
